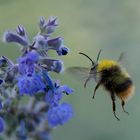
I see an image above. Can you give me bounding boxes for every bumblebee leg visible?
[121,100,129,115]
[92,82,101,99]
[111,93,120,121]
[84,76,91,88]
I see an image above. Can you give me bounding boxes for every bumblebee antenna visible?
[96,49,102,62]
[79,52,94,65]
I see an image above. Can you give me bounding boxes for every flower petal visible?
[47,103,73,127]
[45,89,62,106]
[3,31,28,47]
[59,85,74,95]
[17,74,45,96]
[40,58,64,73]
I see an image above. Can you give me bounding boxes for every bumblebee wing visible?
[66,66,90,80]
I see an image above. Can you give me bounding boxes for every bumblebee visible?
[67,50,135,120]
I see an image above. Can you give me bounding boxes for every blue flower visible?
[45,88,62,106]
[26,50,39,62]
[18,58,34,76]
[17,74,45,96]
[59,85,74,95]
[54,80,74,94]
[18,50,39,76]
[0,16,74,138]
[45,80,73,106]
[0,117,5,132]
[47,103,73,127]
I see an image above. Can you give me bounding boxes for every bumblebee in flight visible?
[67,50,135,120]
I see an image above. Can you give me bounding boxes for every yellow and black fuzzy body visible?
[79,51,135,120]
[97,60,134,102]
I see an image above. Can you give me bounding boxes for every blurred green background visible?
[0,0,140,140]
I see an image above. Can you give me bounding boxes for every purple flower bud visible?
[47,17,58,27]
[16,25,26,37]
[57,47,69,56]
[53,60,64,73]
[46,17,58,34]
[3,31,28,47]
[47,103,73,127]
[39,17,46,27]
[47,37,63,49]
[39,17,46,32]
[34,35,48,49]
[40,58,64,73]
[47,37,69,55]
[39,17,58,34]
[39,17,47,33]
[61,47,69,55]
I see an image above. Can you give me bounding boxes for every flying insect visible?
[67,50,135,120]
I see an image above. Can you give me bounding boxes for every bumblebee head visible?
[79,49,102,72]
